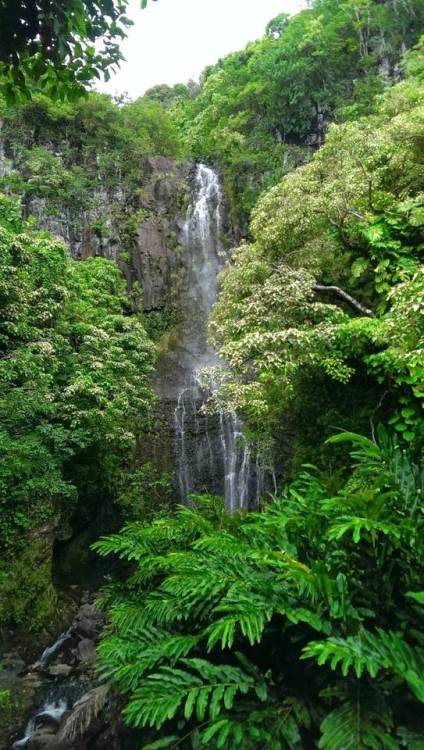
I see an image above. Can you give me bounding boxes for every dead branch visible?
[313,284,375,317]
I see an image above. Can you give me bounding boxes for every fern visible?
[319,701,399,750]
[95,440,424,748]
[123,660,259,729]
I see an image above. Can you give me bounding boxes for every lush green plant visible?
[0,90,184,201]
[210,44,424,452]
[95,429,424,748]
[116,463,173,521]
[0,690,10,707]
[0,193,155,628]
[0,0,156,102]
[178,0,424,233]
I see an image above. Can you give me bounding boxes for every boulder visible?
[47,664,73,678]
[35,713,62,731]
[72,603,104,640]
[76,639,96,665]
[3,652,26,674]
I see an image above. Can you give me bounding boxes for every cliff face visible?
[128,156,191,311]
[0,130,192,313]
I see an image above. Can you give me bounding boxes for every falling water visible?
[34,628,73,671]
[174,165,264,511]
[12,695,69,749]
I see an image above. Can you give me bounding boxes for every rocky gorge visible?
[0,148,270,748]
[1,597,140,750]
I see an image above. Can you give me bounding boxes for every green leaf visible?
[142,738,180,750]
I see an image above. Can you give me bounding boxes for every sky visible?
[97,0,306,100]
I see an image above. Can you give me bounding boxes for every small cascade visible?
[12,694,69,749]
[174,165,265,510]
[10,600,103,749]
[34,628,73,671]
[12,678,83,749]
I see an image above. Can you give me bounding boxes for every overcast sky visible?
[96,0,306,100]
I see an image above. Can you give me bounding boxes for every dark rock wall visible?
[0,139,192,313]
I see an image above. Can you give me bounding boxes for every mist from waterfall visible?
[174,164,264,511]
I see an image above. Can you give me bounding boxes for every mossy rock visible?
[0,525,65,637]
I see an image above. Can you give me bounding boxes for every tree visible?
[265,13,290,39]
[0,0,156,101]
[209,44,424,451]
[0,193,155,629]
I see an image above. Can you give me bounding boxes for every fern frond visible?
[57,685,109,743]
[406,591,424,605]
[303,628,424,699]
[328,516,401,544]
[319,701,399,750]
[303,634,382,678]
[141,737,180,750]
[123,660,257,730]
[98,632,201,690]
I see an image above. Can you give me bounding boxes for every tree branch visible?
[313,284,375,317]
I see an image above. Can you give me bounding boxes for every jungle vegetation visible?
[0,0,156,102]
[94,30,424,749]
[0,0,423,747]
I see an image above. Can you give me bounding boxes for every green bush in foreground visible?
[95,429,424,749]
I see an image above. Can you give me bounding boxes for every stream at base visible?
[8,600,104,750]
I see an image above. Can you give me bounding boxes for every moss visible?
[143,305,182,342]
[0,528,65,635]
[0,683,35,748]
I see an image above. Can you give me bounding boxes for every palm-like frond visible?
[95,435,424,748]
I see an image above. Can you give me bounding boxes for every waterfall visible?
[34,628,73,671]
[174,164,264,511]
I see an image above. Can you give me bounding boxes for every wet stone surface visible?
[3,598,106,750]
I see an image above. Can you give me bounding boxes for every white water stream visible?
[174,164,264,511]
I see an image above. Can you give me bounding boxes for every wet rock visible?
[28,729,65,750]
[48,664,73,678]
[72,603,104,640]
[76,639,96,665]
[130,157,191,311]
[23,672,44,689]
[3,652,26,673]
[34,712,62,731]
[133,221,170,310]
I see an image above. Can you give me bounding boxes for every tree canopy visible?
[0,0,156,101]
[210,42,424,458]
[177,0,424,233]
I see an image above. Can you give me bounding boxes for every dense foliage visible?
[0,195,154,627]
[177,0,424,233]
[1,1,423,746]
[210,42,424,463]
[95,430,424,748]
[0,90,183,224]
[0,0,155,101]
